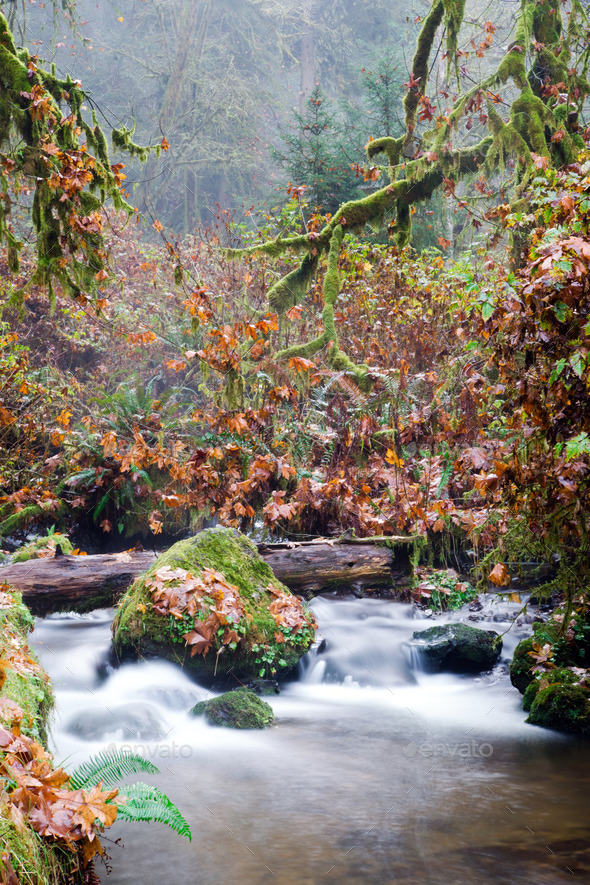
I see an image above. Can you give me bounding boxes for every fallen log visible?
[0,537,413,616]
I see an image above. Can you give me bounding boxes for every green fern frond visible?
[115,782,192,841]
[69,749,159,791]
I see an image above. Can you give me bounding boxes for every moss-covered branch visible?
[0,12,158,302]
[226,0,589,387]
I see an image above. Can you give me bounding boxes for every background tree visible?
[275,85,363,213]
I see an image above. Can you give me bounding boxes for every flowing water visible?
[32,595,590,885]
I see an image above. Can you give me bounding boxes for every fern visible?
[68,749,191,841]
[115,782,192,841]
[69,748,159,790]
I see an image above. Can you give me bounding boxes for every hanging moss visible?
[404,0,445,141]
[0,12,155,300]
[533,0,562,45]
[222,368,244,411]
[485,104,531,176]
[511,88,552,157]
[442,0,466,83]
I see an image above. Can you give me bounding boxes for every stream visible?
[32,594,590,885]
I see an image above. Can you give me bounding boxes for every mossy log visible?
[1,537,413,615]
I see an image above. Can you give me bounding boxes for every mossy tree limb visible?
[0,12,158,303]
[228,0,589,386]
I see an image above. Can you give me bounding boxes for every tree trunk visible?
[1,538,413,616]
[299,0,315,111]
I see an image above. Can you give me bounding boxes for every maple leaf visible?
[403,72,421,91]
[489,563,511,586]
[289,356,315,374]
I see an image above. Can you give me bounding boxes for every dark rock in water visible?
[409,623,502,673]
[246,678,280,696]
[66,703,165,740]
[189,688,274,729]
[527,682,590,735]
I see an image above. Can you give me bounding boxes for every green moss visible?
[0,591,54,744]
[403,0,445,136]
[112,527,316,684]
[442,0,466,82]
[12,533,73,563]
[0,819,70,885]
[0,504,45,539]
[522,667,580,712]
[509,636,537,693]
[366,137,403,182]
[527,682,590,735]
[533,0,562,45]
[190,687,274,729]
[267,251,319,315]
[511,88,551,157]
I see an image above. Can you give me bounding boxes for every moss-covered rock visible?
[509,636,537,694]
[522,667,580,712]
[510,608,590,697]
[409,622,502,673]
[112,527,316,685]
[190,687,275,729]
[12,532,73,563]
[526,683,590,736]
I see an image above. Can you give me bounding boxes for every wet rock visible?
[190,688,274,729]
[409,623,502,673]
[527,683,590,736]
[246,678,280,696]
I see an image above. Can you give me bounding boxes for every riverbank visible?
[0,585,65,884]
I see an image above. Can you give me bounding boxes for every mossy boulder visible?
[509,636,537,694]
[409,623,502,673]
[190,688,275,729]
[12,533,73,563]
[526,682,590,736]
[112,527,316,685]
[522,667,580,712]
[510,608,590,696]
